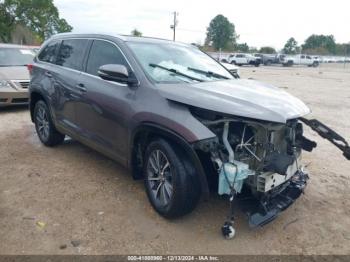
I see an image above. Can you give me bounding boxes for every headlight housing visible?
[0,80,12,88]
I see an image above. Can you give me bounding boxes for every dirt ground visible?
[1,64,350,255]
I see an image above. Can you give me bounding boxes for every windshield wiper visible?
[187,67,229,80]
[149,63,203,82]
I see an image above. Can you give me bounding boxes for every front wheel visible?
[143,139,201,218]
[34,100,65,146]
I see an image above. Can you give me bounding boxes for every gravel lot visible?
[1,64,350,255]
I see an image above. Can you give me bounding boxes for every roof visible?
[49,33,191,46]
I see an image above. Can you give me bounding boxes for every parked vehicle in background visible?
[281,54,319,67]
[220,62,240,78]
[227,53,260,66]
[313,56,321,63]
[252,53,262,65]
[0,44,35,106]
[260,53,278,65]
[280,54,295,66]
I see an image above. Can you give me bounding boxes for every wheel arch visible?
[29,91,47,122]
[129,123,210,200]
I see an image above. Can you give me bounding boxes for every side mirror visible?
[98,64,138,86]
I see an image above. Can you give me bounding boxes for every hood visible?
[157,79,310,123]
[0,66,29,80]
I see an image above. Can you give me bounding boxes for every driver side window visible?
[86,40,129,76]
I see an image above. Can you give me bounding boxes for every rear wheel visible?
[34,100,65,146]
[143,138,201,218]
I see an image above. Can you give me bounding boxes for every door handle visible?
[76,83,87,92]
[45,71,52,78]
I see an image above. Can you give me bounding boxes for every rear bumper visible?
[238,170,309,227]
[0,89,29,106]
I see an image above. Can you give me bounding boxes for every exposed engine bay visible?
[205,117,314,193]
[191,107,349,239]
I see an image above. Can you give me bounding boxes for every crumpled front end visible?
[191,107,317,237]
[239,169,309,227]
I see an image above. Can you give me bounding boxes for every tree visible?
[235,43,249,52]
[206,14,237,51]
[335,43,350,56]
[249,47,259,53]
[259,46,276,54]
[302,34,336,54]
[282,37,300,54]
[0,2,14,42]
[0,0,72,43]
[131,28,142,37]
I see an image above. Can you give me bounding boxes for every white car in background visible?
[281,54,319,67]
[227,53,260,67]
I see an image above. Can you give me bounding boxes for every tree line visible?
[205,14,350,55]
[0,0,72,43]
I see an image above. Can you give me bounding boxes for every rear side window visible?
[38,40,60,63]
[86,40,129,76]
[56,39,89,71]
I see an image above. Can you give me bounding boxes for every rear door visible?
[34,39,61,115]
[75,39,135,164]
[51,38,90,132]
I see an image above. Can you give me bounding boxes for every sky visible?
[54,0,350,50]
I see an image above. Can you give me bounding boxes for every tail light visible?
[27,64,33,75]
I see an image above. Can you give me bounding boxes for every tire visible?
[285,60,293,67]
[313,61,319,67]
[34,100,65,146]
[230,60,236,65]
[265,60,272,66]
[143,138,201,218]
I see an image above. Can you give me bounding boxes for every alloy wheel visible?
[36,105,50,141]
[146,149,173,206]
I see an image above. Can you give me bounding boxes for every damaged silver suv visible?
[29,34,350,239]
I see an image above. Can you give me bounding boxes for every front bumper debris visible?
[238,170,309,228]
[300,118,350,160]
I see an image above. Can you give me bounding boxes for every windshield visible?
[0,48,35,66]
[127,42,233,83]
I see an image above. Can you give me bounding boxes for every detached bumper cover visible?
[238,170,308,228]
[300,118,350,160]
